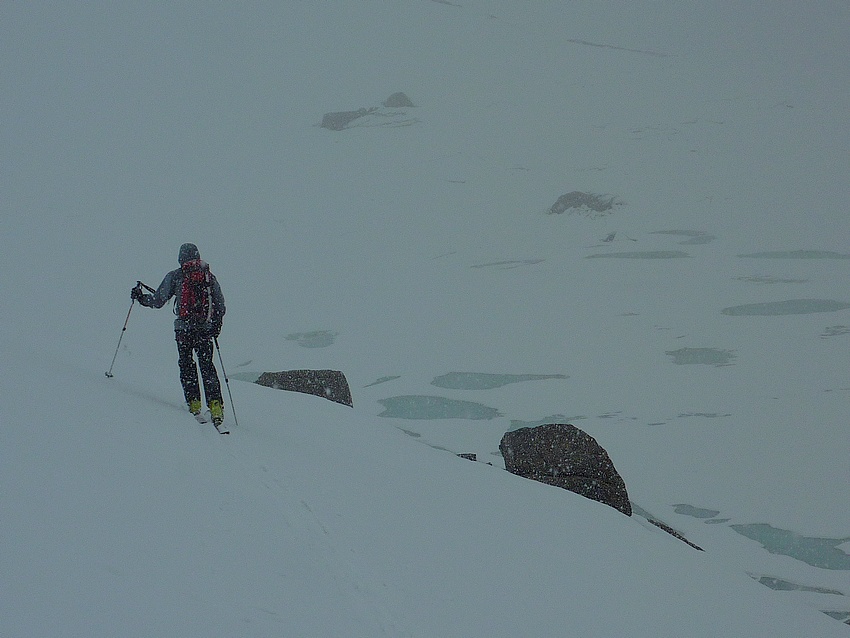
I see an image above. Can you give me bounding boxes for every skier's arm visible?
[210,276,225,333]
[138,271,177,309]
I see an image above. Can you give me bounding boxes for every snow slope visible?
[2,1,849,635]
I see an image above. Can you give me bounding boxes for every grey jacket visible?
[139,268,226,332]
[139,265,226,334]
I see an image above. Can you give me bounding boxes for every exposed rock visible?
[256,370,353,407]
[648,519,704,551]
[499,423,631,516]
[321,93,418,131]
[320,108,376,131]
[383,92,415,107]
[548,191,622,216]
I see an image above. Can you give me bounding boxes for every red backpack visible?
[177,259,213,322]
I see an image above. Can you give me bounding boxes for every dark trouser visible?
[176,329,222,406]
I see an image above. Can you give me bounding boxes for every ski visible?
[192,411,229,434]
[214,422,230,435]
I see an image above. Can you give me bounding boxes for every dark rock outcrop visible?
[320,108,377,131]
[256,370,353,407]
[648,519,703,551]
[382,92,415,107]
[499,423,631,516]
[548,191,621,216]
[321,93,417,131]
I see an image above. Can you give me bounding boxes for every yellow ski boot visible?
[209,399,226,432]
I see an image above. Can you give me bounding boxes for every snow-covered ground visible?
[2,1,849,635]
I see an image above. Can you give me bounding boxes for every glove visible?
[131,285,143,301]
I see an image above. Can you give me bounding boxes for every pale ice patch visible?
[735,275,808,284]
[721,299,850,316]
[738,250,850,259]
[673,504,721,519]
[731,523,850,570]
[470,259,544,269]
[665,347,736,366]
[432,372,567,390]
[752,576,844,596]
[377,395,502,420]
[586,250,690,259]
[285,331,338,348]
[651,230,717,245]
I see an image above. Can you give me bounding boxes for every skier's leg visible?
[196,336,224,425]
[196,337,223,405]
[176,331,201,408]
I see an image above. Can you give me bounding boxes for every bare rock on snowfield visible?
[548,191,623,217]
[382,92,415,107]
[256,370,353,407]
[320,108,377,131]
[499,423,632,516]
[320,93,418,130]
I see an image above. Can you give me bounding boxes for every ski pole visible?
[105,281,152,378]
[105,297,136,378]
[214,337,239,429]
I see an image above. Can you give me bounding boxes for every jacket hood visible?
[178,243,201,265]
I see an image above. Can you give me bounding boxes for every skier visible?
[132,243,226,427]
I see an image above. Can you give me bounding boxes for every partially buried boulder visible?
[382,92,415,108]
[548,191,621,216]
[499,423,631,516]
[255,370,353,407]
[320,108,376,131]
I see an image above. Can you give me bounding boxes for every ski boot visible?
[209,399,225,428]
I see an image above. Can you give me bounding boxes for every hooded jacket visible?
[139,243,226,333]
